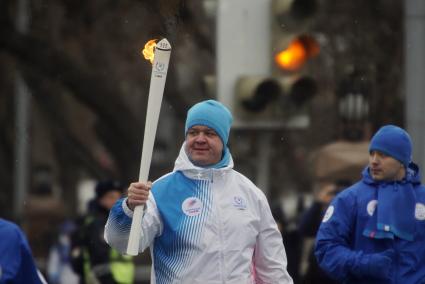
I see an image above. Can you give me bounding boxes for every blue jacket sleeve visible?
[314,192,368,281]
[0,220,43,284]
[15,235,44,284]
[104,198,133,253]
[104,196,162,254]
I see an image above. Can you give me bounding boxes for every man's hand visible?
[126,182,152,211]
[367,249,394,279]
[352,249,394,280]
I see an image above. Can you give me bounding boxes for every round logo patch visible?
[367,200,378,216]
[182,197,203,217]
[415,203,425,220]
[322,205,334,223]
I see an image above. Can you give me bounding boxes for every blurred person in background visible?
[271,201,303,284]
[47,220,79,284]
[0,218,47,283]
[70,180,134,284]
[298,180,350,284]
[104,100,293,283]
[315,125,425,283]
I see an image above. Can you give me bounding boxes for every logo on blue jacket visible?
[416,203,425,220]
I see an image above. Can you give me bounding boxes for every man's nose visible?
[195,132,207,141]
[370,153,379,163]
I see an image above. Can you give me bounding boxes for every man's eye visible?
[205,131,217,137]
[376,152,386,158]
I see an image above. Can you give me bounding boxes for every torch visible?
[126,38,171,256]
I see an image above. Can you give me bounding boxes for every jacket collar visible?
[362,162,421,186]
[173,142,234,180]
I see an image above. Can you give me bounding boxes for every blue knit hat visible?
[185,100,233,145]
[369,125,412,167]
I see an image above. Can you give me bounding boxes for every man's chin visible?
[371,174,383,181]
[190,156,209,166]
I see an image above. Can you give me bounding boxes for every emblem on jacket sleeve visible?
[232,196,247,210]
[182,197,203,216]
[367,200,378,216]
[322,205,334,222]
[415,203,425,220]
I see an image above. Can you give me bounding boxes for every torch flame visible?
[142,39,157,64]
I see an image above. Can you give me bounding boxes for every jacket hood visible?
[173,142,234,176]
[362,162,422,186]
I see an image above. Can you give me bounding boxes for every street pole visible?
[405,0,425,175]
[14,0,31,220]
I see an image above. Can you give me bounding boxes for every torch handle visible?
[127,204,144,254]
[126,39,171,256]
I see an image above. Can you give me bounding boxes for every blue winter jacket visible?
[0,218,43,284]
[315,163,425,284]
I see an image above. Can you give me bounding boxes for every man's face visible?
[369,150,405,181]
[185,125,224,167]
[99,190,122,210]
[316,182,338,205]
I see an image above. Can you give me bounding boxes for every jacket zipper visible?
[212,171,226,283]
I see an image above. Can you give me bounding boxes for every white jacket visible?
[105,144,293,284]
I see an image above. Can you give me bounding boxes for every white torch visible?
[126,38,171,256]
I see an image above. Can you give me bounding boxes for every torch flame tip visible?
[141,38,171,64]
[142,39,158,64]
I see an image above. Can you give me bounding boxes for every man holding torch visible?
[104,100,293,283]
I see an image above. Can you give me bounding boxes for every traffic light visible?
[235,74,317,127]
[274,34,319,72]
[233,0,319,128]
[337,69,370,141]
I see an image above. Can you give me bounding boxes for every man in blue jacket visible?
[315,125,425,283]
[0,218,45,283]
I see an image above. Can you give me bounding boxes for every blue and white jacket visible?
[105,144,293,284]
[315,164,425,284]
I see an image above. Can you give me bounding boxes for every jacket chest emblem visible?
[232,196,247,210]
[322,205,334,222]
[367,200,377,216]
[182,197,203,216]
[415,203,425,220]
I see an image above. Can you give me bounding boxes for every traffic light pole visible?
[14,0,31,220]
[256,132,272,197]
[216,0,271,128]
[405,0,425,176]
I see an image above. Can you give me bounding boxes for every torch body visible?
[126,39,171,256]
